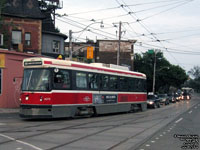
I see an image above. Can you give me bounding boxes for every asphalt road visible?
[137,97,200,150]
[0,94,199,150]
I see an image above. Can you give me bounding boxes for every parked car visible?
[158,94,170,105]
[147,94,161,109]
[174,93,181,102]
[168,93,176,103]
[183,90,191,100]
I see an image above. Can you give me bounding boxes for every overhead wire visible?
[116,0,195,67]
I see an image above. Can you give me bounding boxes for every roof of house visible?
[42,30,68,40]
[2,0,45,19]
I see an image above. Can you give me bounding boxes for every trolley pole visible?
[117,21,122,65]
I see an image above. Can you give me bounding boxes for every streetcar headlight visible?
[40,96,43,102]
[25,96,29,101]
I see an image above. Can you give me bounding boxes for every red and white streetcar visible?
[19,57,147,118]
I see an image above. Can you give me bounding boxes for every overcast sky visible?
[56,0,200,72]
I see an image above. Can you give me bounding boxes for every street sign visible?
[87,46,94,59]
[148,49,154,54]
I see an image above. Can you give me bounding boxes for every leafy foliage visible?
[134,51,188,93]
[186,66,200,92]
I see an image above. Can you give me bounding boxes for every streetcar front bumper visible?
[19,104,53,118]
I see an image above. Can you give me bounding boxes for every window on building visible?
[0,34,3,46]
[25,33,31,46]
[52,40,60,53]
[0,69,2,94]
[76,72,87,89]
[12,31,22,44]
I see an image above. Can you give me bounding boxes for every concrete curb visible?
[0,108,19,114]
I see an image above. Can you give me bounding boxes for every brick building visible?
[0,49,37,108]
[65,40,136,70]
[95,40,136,70]
[0,0,45,54]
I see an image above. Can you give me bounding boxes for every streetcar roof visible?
[23,57,146,78]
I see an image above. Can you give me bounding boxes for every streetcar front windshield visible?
[22,69,51,91]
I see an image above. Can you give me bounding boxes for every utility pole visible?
[117,21,122,65]
[152,50,157,95]
[69,30,72,60]
[68,21,103,60]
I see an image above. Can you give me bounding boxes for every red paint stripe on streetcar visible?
[71,64,143,77]
[44,61,52,64]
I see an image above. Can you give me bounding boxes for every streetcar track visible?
[0,100,198,150]
[46,114,153,150]
[0,112,148,145]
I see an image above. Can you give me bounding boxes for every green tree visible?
[187,66,200,92]
[134,51,188,93]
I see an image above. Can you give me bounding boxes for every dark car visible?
[158,94,170,105]
[168,94,176,103]
[147,95,161,109]
[183,90,191,100]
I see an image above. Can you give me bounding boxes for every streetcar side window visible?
[88,73,98,90]
[100,75,109,90]
[110,76,118,90]
[120,77,129,91]
[76,72,87,89]
[53,70,71,90]
[134,79,145,92]
[129,78,135,92]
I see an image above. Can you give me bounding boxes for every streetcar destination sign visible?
[24,61,42,66]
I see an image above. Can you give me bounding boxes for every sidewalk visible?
[0,108,19,114]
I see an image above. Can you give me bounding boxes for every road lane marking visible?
[16,140,43,150]
[0,123,6,126]
[151,141,155,143]
[0,134,43,150]
[189,110,192,114]
[175,118,183,124]
[195,107,197,109]
[155,137,159,140]
[146,144,150,147]
[0,134,15,140]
